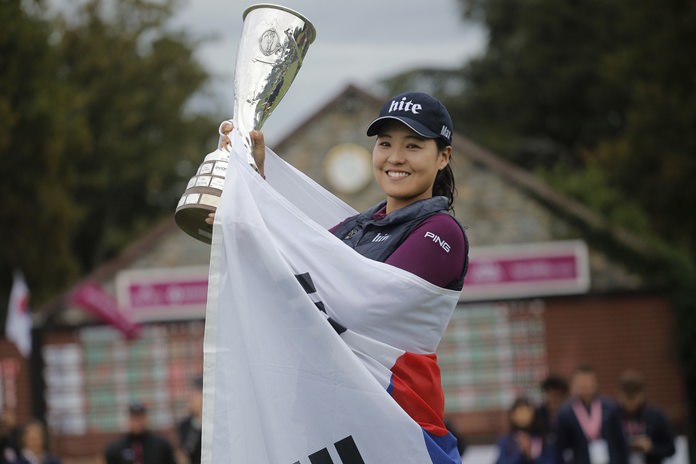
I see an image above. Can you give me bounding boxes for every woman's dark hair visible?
[507,397,543,436]
[540,374,569,394]
[433,138,456,212]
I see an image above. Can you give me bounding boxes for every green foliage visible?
[447,0,696,263]
[538,164,651,237]
[0,0,220,307]
[0,0,84,307]
[55,0,217,268]
[384,1,695,262]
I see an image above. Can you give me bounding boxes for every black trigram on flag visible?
[295,272,346,334]
[291,435,365,464]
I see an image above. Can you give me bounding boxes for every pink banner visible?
[112,242,589,316]
[465,255,578,286]
[70,281,141,339]
[459,241,590,301]
[128,279,208,309]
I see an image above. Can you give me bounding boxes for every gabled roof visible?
[38,84,653,324]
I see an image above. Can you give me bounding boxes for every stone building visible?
[15,84,686,460]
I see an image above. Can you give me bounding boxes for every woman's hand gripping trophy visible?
[205,121,267,225]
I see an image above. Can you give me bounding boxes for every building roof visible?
[277,84,648,255]
[37,84,653,326]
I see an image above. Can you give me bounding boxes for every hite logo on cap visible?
[388,97,422,114]
[366,91,454,144]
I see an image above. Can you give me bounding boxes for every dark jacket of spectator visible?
[620,403,676,464]
[555,397,629,464]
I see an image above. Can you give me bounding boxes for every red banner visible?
[69,281,141,339]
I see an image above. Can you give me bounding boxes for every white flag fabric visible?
[202,130,462,464]
[5,270,32,357]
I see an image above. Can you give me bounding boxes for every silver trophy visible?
[175,4,316,243]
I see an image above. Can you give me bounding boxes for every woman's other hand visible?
[250,129,265,178]
[218,120,266,178]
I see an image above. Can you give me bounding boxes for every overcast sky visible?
[48,0,486,143]
[169,0,486,143]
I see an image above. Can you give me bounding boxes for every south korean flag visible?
[201,130,462,464]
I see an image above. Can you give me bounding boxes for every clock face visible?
[323,144,373,194]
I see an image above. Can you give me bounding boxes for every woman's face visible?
[510,404,535,429]
[23,423,44,452]
[373,121,450,213]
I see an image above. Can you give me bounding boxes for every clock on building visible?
[323,143,373,195]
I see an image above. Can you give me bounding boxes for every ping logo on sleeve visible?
[424,231,451,253]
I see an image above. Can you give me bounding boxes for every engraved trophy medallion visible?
[175,4,316,243]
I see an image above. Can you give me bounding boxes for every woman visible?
[210,91,467,290]
[208,91,468,461]
[12,420,60,464]
[495,398,553,464]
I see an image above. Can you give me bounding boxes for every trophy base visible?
[175,149,229,244]
[175,202,216,244]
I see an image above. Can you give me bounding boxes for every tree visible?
[588,0,696,261]
[445,0,696,263]
[0,0,85,310]
[55,0,217,270]
[0,0,220,307]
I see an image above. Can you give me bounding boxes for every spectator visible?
[0,410,20,463]
[13,419,60,464]
[177,377,203,464]
[555,365,628,464]
[104,402,176,464]
[617,370,675,464]
[535,374,569,444]
[444,418,468,459]
[495,397,553,464]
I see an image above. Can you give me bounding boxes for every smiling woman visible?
[330,91,467,291]
[324,92,469,462]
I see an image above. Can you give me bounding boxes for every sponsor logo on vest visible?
[440,125,451,141]
[424,231,451,253]
[388,97,422,114]
[372,233,390,243]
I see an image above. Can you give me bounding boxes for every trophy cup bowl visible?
[175,3,316,243]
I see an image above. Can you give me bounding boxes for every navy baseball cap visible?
[367,92,453,145]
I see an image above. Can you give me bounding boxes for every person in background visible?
[104,402,176,464]
[12,419,60,464]
[555,365,628,464]
[0,410,20,463]
[177,377,203,464]
[495,397,553,464]
[535,374,570,453]
[444,418,468,459]
[616,370,675,464]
